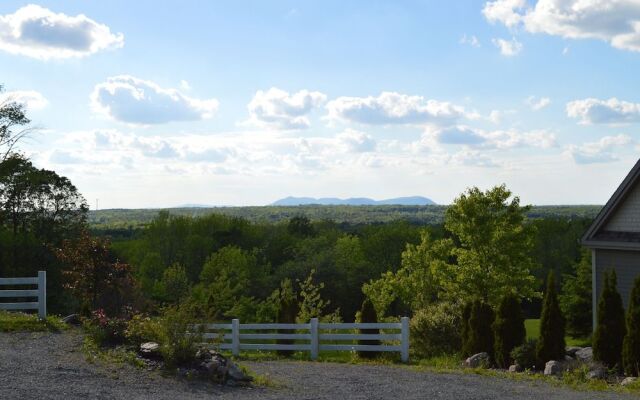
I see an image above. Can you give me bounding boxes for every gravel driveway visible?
[0,331,636,400]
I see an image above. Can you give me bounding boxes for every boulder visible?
[465,352,490,368]
[621,377,638,386]
[139,342,160,358]
[587,366,607,380]
[62,314,81,326]
[575,347,593,362]
[565,346,581,358]
[508,364,522,373]
[544,360,562,376]
[227,361,253,382]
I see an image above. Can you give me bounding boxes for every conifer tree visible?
[465,299,495,358]
[594,269,626,370]
[460,301,473,357]
[493,293,526,368]
[358,298,381,359]
[536,271,565,364]
[623,276,640,377]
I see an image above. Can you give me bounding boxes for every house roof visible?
[582,158,640,250]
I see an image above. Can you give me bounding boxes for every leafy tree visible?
[593,269,626,370]
[464,300,494,358]
[287,215,315,237]
[560,249,592,337]
[623,276,640,377]
[439,185,538,306]
[0,85,31,162]
[493,294,526,368]
[460,301,473,357]
[275,278,298,356]
[155,263,190,304]
[536,271,565,364]
[357,298,380,359]
[297,269,340,323]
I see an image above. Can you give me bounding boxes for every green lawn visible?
[0,311,67,332]
[525,319,591,347]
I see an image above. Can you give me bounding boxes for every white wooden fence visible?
[197,317,409,363]
[0,271,46,319]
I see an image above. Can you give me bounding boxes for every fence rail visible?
[0,271,46,319]
[196,317,409,362]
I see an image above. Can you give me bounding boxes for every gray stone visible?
[508,364,522,373]
[587,366,607,380]
[62,314,81,326]
[544,360,562,376]
[465,352,490,368]
[227,361,253,382]
[565,346,581,357]
[564,355,574,361]
[575,347,593,362]
[139,342,160,358]
[621,377,638,386]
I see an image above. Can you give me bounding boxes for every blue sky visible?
[2,1,640,207]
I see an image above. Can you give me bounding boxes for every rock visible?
[227,361,253,382]
[587,366,607,380]
[62,314,81,326]
[565,346,581,358]
[564,355,574,362]
[621,377,638,386]
[508,364,522,373]
[139,342,160,358]
[544,360,562,376]
[575,347,593,362]
[465,352,490,368]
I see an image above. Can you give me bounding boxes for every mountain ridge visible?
[271,196,436,206]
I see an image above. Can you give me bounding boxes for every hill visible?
[271,196,436,206]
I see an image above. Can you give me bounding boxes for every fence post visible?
[37,271,46,320]
[401,316,409,363]
[310,318,319,361]
[231,319,240,357]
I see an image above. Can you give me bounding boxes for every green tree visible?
[357,298,380,359]
[275,278,298,356]
[438,185,538,306]
[536,271,565,364]
[296,269,340,323]
[464,300,494,358]
[287,215,315,237]
[560,249,592,338]
[593,269,626,370]
[623,276,640,377]
[0,85,31,162]
[493,294,526,368]
[460,301,473,357]
[155,263,190,304]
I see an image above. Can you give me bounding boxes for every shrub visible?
[464,300,494,359]
[158,305,201,368]
[493,293,526,368]
[411,301,462,358]
[125,314,163,346]
[460,301,472,357]
[510,339,538,370]
[84,309,128,347]
[537,271,565,364]
[358,298,380,359]
[154,263,190,304]
[560,249,592,338]
[624,276,640,377]
[593,269,626,371]
[275,279,298,357]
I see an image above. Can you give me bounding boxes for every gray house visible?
[582,159,640,330]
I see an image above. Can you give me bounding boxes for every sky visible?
[2,0,640,208]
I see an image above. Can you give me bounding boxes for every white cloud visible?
[525,96,551,111]
[460,34,481,47]
[247,87,326,130]
[566,97,640,125]
[336,129,376,152]
[0,4,123,60]
[91,75,219,125]
[566,134,633,164]
[326,92,465,126]
[492,37,523,56]
[450,149,501,168]
[0,90,48,110]
[424,125,556,149]
[483,0,640,52]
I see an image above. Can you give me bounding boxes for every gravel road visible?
[0,331,636,400]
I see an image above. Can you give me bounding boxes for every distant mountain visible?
[174,203,214,208]
[271,196,436,206]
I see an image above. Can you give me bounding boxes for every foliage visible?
[464,300,494,359]
[55,230,137,316]
[460,301,472,357]
[593,269,626,371]
[84,308,129,347]
[0,85,31,162]
[154,263,190,304]
[493,293,526,368]
[560,249,593,338]
[287,215,315,237]
[357,298,380,359]
[125,314,163,346]
[411,301,462,358]
[510,339,538,370]
[623,276,640,377]
[438,185,539,306]
[536,271,565,364]
[275,278,298,356]
[296,269,340,323]
[158,305,202,368]
[0,311,66,332]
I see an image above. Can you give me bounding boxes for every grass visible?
[525,319,591,347]
[0,310,67,332]
[81,336,146,369]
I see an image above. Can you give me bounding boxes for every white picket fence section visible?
[196,317,410,363]
[0,271,46,319]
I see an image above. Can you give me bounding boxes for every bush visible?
[510,339,538,370]
[593,269,626,371]
[460,301,472,357]
[537,271,565,364]
[464,300,494,359]
[493,294,526,368]
[158,305,201,368]
[84,309,128,346]
[358,298,380,359]
[275,279,298,357]
[624,276,640,376]
[411,301,462,358]
[125,314,163,346]
[560,249,592,338]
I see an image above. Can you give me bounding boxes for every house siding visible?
[604,182,640,232]
[594,249,640,310]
